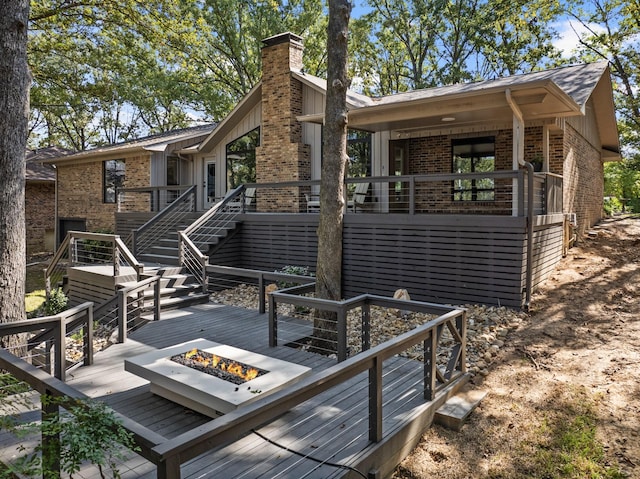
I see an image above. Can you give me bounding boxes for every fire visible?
[181,348,261,382]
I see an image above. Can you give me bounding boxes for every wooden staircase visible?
[137,213,239,266]
[119,265,210,313]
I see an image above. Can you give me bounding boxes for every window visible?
[226,128,259,189]
[347,129,371,177]
[103,159,125,203]
[452,137,495,201]
[167,156,180,186]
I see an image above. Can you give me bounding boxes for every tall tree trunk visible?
[313,0,351,354]
[0,0,30,351]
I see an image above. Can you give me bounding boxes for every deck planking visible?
[3,302,463,478]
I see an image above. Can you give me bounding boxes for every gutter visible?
[506,89,534,311]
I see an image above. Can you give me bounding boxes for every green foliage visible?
[41,288,68,316]
[25,289,47,318]
[1,395,138,479]
[603,196,623,215]
[275,265,314,289]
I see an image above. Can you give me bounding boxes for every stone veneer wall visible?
[255,35,310,212]
[56,154,151,232]
[25,181,55,254]
[562,123,603,236]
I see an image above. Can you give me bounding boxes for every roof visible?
[45,124,216,164]
[26,146,71,181]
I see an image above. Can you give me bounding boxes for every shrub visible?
[275,265,314,289]
[42,288,68,316]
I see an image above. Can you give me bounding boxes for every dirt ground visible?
[394,215,640,478]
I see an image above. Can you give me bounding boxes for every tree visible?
[0,0,30,343]
[313,0,352,352]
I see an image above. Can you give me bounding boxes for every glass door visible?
[204,160,217,209]
[389,140,409,212]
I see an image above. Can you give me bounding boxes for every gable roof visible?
[26,146,72,181]
[45,124,216,164]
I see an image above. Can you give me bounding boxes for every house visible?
[46,32,619,309]
[46,125,215,242]
[25,147,68,255]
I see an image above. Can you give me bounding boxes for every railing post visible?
[337,306,348,362]
[41,390,61,477]
[458,310,467,373]
[118,290,128,343]
[258,274,265,315]
[409,176,416,214]
[369,355,383,442]
[84,304,94,367]
[269,294,277,347]
[157,455,181,479]
[361,303,371,352]
[54,316,65,381]
[69,235,76,267]
[113,239,120,277]
[424,329,437,401]
[154,277,162,321]
[200,256,208,294]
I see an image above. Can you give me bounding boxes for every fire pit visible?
[124,339,311,417]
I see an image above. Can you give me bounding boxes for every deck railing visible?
[45,231,143,299]
[117,185,193,213]
[238,167,559,216]
[131,185,197,257]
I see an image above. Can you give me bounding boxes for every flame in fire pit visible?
[171,348,268,385]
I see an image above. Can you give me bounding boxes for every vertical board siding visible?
[530,223,564,289]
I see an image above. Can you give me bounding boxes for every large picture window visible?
[103,159,125,203]
[226,127,260,189]
[347,129,371,177]
[452,137,495,201]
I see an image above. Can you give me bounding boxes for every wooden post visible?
[361,303,371,352]
[154,277,162,321]
[369,355,383,442]
[157,455,181,479]
[118,290,127,343]
[424,329,437,401]
[258,274,265,314]
[268,294,277,347]
[337,305,347,361]
[53,316,65,381]
[41,391,61,477]
[84,304,94,367]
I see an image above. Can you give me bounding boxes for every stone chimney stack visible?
[256,33,310,211]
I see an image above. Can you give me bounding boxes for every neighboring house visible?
[46,32,620,308]
[45,125,215,243]
[25,147,68,255]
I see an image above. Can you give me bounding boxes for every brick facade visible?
[563,124,603,235]
[56,154,151,233]
[25,181,55,254]
[256,33,310,212]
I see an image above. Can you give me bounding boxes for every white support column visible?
[506,89,525,216]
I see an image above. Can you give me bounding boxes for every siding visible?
[226,214,540,308]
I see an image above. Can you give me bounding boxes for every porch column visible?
[506,89,524,216]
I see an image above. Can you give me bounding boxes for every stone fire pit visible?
[124,339,311,417]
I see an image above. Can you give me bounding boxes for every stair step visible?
[138,253,181,266]
[140,292,210,317]
[434,389,487,431]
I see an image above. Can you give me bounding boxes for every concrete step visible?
[434,389,487,431]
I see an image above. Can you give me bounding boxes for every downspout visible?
[506,89,534,311]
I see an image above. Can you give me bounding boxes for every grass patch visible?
[524,386,625,478]
[25,289,46,316]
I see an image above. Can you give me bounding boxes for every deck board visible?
[3,302,466,478]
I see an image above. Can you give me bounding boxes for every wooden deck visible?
[2,302,468,479]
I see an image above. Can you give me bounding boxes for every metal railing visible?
[45,232,143,299]
[178,186,247,290]
[117,185,193,213]
[131,185,197,257]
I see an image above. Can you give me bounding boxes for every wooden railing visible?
[131,185,197,257]
[45,232,143,299]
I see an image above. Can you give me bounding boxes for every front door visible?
[204,160,217,209]
[389,140,409,212]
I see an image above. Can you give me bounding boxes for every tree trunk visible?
[0,0,30,351]
[312,0,351,354]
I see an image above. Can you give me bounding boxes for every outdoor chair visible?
[305,193,320,212]
[351,182,372,212]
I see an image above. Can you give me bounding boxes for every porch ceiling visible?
[348,82,579,134]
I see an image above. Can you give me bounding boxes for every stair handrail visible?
[183,185,244,236]
[131,185,197,256]
[178,186,246,290]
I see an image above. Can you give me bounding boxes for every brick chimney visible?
[256,33,310,211]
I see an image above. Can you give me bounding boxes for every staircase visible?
[137,213,240,266]
[118,265,210,313]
